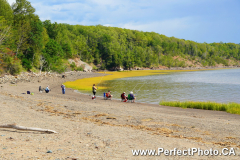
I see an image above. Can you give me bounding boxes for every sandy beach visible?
[0,71,240,159]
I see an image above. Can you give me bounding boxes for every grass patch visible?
[64,69,201,91]
[159,101,240,115]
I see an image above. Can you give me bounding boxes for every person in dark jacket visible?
[128,91,136,102]
[61,84,65,94]
[45,86,50,93]
[121,92,127,102]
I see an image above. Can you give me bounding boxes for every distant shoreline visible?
[0,66,239,86]
[117,65,240,71]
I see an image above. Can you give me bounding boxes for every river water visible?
[81,68,240,104]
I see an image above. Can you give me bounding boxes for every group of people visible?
[39,85,51,93]
[92,84,135,102]
[40,83,136,102]
[92,84,113,100]
[39,84,66,94]
[121,91,136,102]
[38,83,136,103]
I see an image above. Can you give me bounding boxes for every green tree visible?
[0,0,13,24]
[0,16,11,48]
[11,0,36,56]
[43,20,60,40]
[14,20,30,56]
[62,43,72,58]
[28,18,44,68]
[43,39,64,71]
[11,0,35,23]
[42,27,49,48]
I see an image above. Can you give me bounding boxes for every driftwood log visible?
[0,124,57,134]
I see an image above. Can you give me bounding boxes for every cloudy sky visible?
[7,0,240,43]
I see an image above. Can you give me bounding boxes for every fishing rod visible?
[126,81,143,94]
[96,69,106,89]
[97,75,104,89]
[135,81,147,95]
[131,83,140,92]
[123,81,146,98]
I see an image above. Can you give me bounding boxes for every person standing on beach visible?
[61,84,65,94]
[92,84,97,99]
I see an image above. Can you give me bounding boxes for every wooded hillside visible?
[0,0,240,75]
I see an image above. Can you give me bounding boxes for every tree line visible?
[0,0,240,75]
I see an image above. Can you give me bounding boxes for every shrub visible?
[76,66,83,71]
[54,65,67,73]
[50,59,67,73]
[92,65,98,70]
[201,60,208,67]
[9,60,22,75]
[100,63,106,70]
[70,62,76,70]
[2,55,22,75]
[21,58,32,70]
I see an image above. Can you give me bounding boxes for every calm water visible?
[80,69,240,104]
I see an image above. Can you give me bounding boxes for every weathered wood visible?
[0,124,57,134]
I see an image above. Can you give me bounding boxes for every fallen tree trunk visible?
[0,124,57,134]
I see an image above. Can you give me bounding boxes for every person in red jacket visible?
[106,90,112,99]
[121,92,127,102]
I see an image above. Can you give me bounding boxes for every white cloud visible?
[117,17,194,37]
[6,0,238,43]
[89,0,122,6]
[7,0,15,5]
[32,1,95,24]
[26,0,200,39]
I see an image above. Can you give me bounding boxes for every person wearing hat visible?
[121,92,127,102]
[128,91,136,102]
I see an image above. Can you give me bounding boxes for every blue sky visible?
[8,0,240,43]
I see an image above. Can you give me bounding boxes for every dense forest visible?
[0,0,240,75]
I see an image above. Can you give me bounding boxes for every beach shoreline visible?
[0,71,240,159]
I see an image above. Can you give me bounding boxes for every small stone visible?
[47,150,52,153]
[106,117,116,119]
[87,133,91,136]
